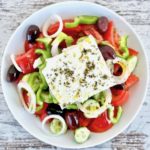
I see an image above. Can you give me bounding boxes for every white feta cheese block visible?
[42,35,130,107]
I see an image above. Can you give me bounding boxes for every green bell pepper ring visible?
[66,104,78,110]
[39,71,48,89]
[35,49,51,59]
[65,17,80,28]
[108,106,123,124]
[22,72,41,92]
[36,37,52,51]
[28,72,41,92]
[52,32,74,47]
[36,103,44,112]
[65,15,98,28]
[117,35,129,59]
[36,88,44,106]
[40,91,53,103]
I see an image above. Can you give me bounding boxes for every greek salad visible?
[7,15,139,144]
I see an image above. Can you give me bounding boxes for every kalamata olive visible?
[7,65,20,82]
[26,25,40,43]
[112,84,125,90]
[99,45,116,61]
[65,111,79,130]
[46,104,63,115]
[96,16,109,33]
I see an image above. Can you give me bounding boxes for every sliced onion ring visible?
[18,81,36,114]
[42,14,63,38]
[33,57,42,69]
[10,54,22,72]
[112,58,130,84]
[51,41,59,56]
[42,115,67,136]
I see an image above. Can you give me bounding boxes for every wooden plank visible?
[0,0,150,149]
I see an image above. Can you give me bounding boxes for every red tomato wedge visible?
[88,111,113,133]
[35,103,48,115]
[24,41,37,52]
[82,25,103,43]
[111,89,129,106]
[103,21,115,46]
[16,48,38,74]
[47,20,82,37]
[35,103,49,121]
[78,111,92,127]
[24,33,45,51]
[125,74,139,90]
[129,48,139,56]
[39,112,47,122]
[114,29,120,49]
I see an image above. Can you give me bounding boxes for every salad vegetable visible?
[7,14,139,144]
[65,15,98,28]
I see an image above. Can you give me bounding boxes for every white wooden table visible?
[0,0,150,149]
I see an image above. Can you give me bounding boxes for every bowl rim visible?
[1,1,149,149]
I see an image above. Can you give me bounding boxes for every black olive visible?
[99,45,116,61]
[112,84,125,90]
[46,104,63,115]
[26,25,40,43]
[97,16,109,33]
[7,65,20,82]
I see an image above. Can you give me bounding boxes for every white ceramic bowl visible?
[1,1,149,149]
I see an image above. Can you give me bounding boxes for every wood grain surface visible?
[0,0,150,149]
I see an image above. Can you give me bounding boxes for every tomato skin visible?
[125,74,139,90]
[88,111,113,133]
[114,29,120,49]
[82,25,103,43]
[78,111,92,127]
[35,103,49,121]
[35,103,48,115]
[47,20,82,37]
[16,48,38,74]
[24,40,37,52]
[129,48,139,56]
[111,89,129,106]
[24,33,45,51]
[103,21,115,46]
[39,112,47,121]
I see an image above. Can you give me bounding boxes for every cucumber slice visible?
[74,127,90,144]
[80,99,100,118]
[83,99,100,113]
[127,56,138,73]
[50,118,64,135]
[93,91,105,105]
[42,115,67,136]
